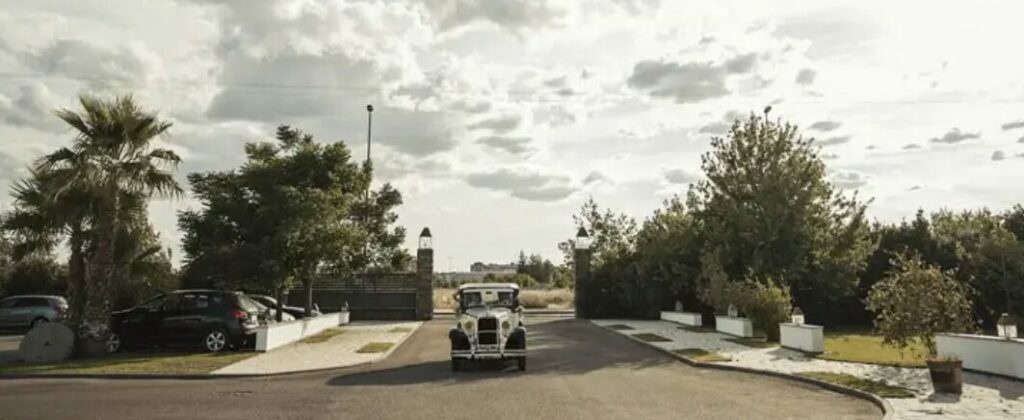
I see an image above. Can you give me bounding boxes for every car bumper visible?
[451,349,526,360]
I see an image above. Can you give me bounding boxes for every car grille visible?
[478,317,497,331]
[478,332,498,345]
[477,317,498,345]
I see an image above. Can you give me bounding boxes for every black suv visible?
[109,290,264,353]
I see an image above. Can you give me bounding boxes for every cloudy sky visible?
[3,0,1024,271]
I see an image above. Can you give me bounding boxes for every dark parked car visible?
[109,290,263,353]
[249,294,320,319]
[0,295,67,330]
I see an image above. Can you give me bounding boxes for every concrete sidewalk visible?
[213,321,421,375]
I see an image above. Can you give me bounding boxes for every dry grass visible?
[798,371,915,398]
[817,328,927,368]
[433,288,574,310]
[300,328,345,344]
[724,337,779,349]
[356,342,395,353]
[673,348,731,363]
[632,333,672,342]
[0,351,256,375]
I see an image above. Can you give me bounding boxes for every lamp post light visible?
[791,307,805,325]
[997,313,1018,339]
[575,227,592,250]
[727,304,738,318]
[419,227,433,250]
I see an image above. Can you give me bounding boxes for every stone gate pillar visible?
[574,228,593,319]
[415,227,434,320]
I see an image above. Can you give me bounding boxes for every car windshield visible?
[460,289,516,309]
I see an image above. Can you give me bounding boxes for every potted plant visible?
[867,253,976,394]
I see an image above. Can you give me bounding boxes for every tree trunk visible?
[66,222,87,335]
[274,287,284,322]
[79,191,119,357]
[304,279,314,318]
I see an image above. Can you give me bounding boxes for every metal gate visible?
[287,273,426,321]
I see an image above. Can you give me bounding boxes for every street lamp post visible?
[363,104,373,269]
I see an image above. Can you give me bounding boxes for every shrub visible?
[729,279,792,342]
[866,253,976,357]
[545,289,574,307]
[518,291,549,309]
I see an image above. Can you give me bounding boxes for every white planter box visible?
[661,311,702,327]
[255,312,342,352]
[339,311,350,325]
[779,323,824,353]
[937,333,1024,380]
[715,315,753,338]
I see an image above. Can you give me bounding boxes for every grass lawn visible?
[300,328,346,344]
[817,328,926,368]
[724,337,779,349]
[677,325,716,333]
[632,333,672,342]
[797,371,916,398]
[606,324,635,330]
[356,342,394,353]
[672,348,731,363]
[0,351,256,375]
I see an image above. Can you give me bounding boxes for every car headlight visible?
[501,321,511,331]
[463,321,474,332]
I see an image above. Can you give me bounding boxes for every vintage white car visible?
[449,283,526,371]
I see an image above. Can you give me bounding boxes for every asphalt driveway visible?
[0,317,880,420]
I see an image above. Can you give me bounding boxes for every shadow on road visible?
[326,318,674,388]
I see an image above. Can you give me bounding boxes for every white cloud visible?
[663,169,699,184]
[464,167,577,202]
[795,68,816,85]
[992,150,1006,161]
[830,171,868,189]
[809,120,841,131]
[477,135,533,155]
[929,128,980,144]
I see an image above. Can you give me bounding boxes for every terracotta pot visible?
[926,359,963,394]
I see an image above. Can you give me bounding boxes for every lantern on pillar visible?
[575,227,592,250]
[727,304,738,318]
[419,227,432,250]
[997,313,1018,339]
[791,307,805,325]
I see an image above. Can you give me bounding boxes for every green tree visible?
[180,125,408,316]
[4,170,93,329]
[37,95,181,353]
[867,253,976,356]
[559,197,638,269]
[635,196,704,312]
[931,209,1024,324]
[687,113,873,321]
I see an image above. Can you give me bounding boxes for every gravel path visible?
[594,319,1024,420]
[214,321,421,375]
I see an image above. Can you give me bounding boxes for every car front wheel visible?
[204,328,229,352]
[517,357,526,371]
[451,359,461,372]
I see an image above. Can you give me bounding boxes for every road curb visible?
[0,322,426,381]
[596,322,895,420]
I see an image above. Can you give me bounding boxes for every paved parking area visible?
[0,317,879,420]
[214,321,422,375]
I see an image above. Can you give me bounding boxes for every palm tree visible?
[38,95,181,354]
[4,170,94,331]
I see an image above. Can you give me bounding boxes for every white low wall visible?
[779,323,824,353]
[255,312,342,352]
[715,315,753,338]
[661,311,702,327]
[936,333,1024,380]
